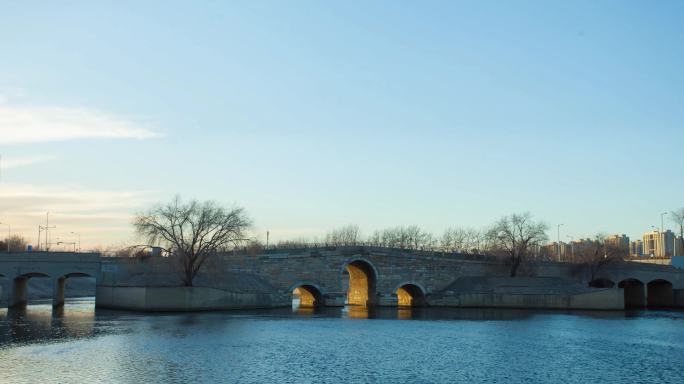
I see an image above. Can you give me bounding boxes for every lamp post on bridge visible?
[661,212,668,258]
[70,232,81,252]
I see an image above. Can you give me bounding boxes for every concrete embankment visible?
[96,286,287,311]
[429,276,625,310]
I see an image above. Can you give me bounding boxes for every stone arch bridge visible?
[210,246,684,309]
[2,247,683,311]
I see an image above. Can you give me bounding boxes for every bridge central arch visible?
[343,259,377,307]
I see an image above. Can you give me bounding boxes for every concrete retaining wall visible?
[674,289,684,307]
[429,289,624,310]
[96,284,625,312]
[96,286,289,312]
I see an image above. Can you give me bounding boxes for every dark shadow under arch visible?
[589,278,615,288]
[647,279,674,308]
[619,278,645,308]
[61,272,93,279]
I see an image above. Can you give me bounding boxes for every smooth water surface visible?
[1,299,683,384]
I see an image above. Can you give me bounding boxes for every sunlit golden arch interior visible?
[292,285,323,307]
[396,284,426,307]
[345,260,376,306]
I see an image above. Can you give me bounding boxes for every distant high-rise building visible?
[643,230,676,258]
[543,241,573,261]
[630,240,643,257]
[676,235,684,257]
[605,234,629,253]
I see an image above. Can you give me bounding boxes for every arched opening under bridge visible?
[396,284,426,307]
[53,273,95,307]
[291,284,324,308]
[344,260,377,307]
[647,279,674,308]
[10,272,50,308]
[618,278,645,308]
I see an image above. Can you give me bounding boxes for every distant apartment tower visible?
[676,235,684,257]
[643,230,676,258]
[544,242,573,261]
[605,234,629,253]
[630,239,643,257]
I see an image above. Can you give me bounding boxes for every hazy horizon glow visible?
[1,1,683,250]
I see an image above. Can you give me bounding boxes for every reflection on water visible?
[2,299,684,383]
[343,305,372,319]
[0,298,98,345]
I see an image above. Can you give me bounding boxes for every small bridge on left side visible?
[0,252,100,308]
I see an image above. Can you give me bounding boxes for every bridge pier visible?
[53,278,66,308]
[8,277,29,308]
[1,277,68,308]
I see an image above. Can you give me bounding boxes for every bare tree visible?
[672,208,684,256]
[371,225,432,250]
[368,230,383,247]
[325,224,360,246]
[440,227,463,252]
[134,196,251,286]
[244,239,264,257]
[573,234,626,285]
[5,235,27,253]
[486,213,549,277]
[465,228,487,254]
[440,227,484,253]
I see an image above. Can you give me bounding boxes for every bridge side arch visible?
[618,278,646,308]
[392,281,428,296]
[288,281,326,307]
[52,272,97,308]
[393,281,427,307]
[7,272,51,308]
[647,279,674,307]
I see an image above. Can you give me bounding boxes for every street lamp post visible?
[557,224,564,262]
[661,212,668,257]
[70,232,81,252]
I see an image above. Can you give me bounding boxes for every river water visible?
[1,299,683,384]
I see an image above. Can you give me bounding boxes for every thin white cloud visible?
[0,104,160,145]
[0,155,51,170]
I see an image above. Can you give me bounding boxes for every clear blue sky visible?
[1,1,683,248]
